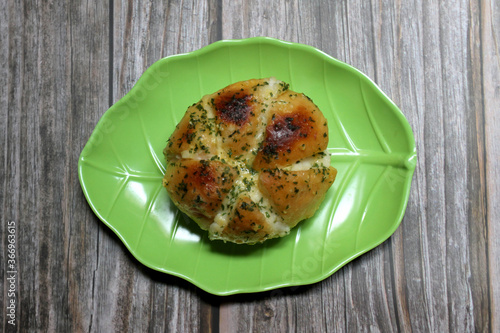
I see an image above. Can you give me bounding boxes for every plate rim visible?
[78,36,417,296]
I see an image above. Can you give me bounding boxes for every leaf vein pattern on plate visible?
[162,208,181,266]
[323,60,357,153]
[106,176,129,217]
[258,242,268,288]
[166,71,181,127]
[321,159,361,273]
[290,226,302,284]
[80,158,125,177]
[354,166,392,250]
[134,183,164,250]
[136,101,167,175]
[359,78,391,153]
[109,136,130,174]
[224,243,236,291]
[148,143,166,175]
[81,158,162,180]
[192,232,205,279]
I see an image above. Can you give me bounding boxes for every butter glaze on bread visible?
[163,78,337,244]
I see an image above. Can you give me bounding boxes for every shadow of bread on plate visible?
[163,78,337,244]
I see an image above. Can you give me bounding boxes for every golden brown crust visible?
[253,93,329,170]
[219,197,273,244]
[165,103,217,157]
[258,167,337,227]
[162,159,236,229]
[163,78,336,244]
[212,79,263,163]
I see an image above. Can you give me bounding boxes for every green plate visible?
[78,37,416,296]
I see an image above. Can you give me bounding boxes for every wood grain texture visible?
[1,1,111,332]
[1,0,498,332]
[219,0,494,332]
[483,0,500,331]
[89,1,221,332]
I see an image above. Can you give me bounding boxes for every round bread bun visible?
[163,78,337,244]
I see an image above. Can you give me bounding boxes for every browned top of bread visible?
[163,78,336,244]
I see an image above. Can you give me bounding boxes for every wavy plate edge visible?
[78,36,417,296]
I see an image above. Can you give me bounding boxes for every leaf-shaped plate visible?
[78,37,416,295]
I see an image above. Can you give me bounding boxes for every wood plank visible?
[1,0,496,332]
[483,0,500,331]
[467,0,491,331]
[401,0,452,331]
[373,0,489,331]
[220,0,324,330]
[0,1,110,332]
[87,1,221,332]
[0,1,22,330]
[220,1,399,331]
[367,1,415,331]
[219,0,492,332]
[332,3,399,331]
[65,2,114,331]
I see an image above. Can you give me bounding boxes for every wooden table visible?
[2,1,499,332]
